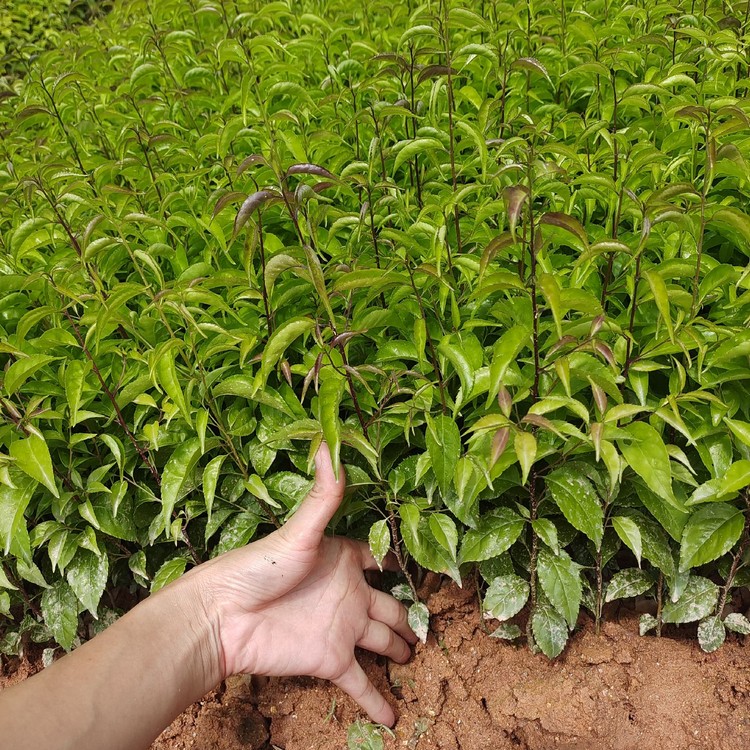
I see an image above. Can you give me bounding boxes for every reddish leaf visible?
[286,163,337,179]
[212,191,247,218]
[417,65,458,85]
[491,427,510,467]
[233,189,280,235]
[236,154,268,177]
[481,232,516,275]
[502,185,530,236]
[511,57,551,83]
[540,212,588,247]
[497,386,512,417]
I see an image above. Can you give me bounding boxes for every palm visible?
[201,447,416,726]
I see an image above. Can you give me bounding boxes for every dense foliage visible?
[1,0,109,78]
[1,0,749,658]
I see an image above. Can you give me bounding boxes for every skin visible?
[0,446,417,750]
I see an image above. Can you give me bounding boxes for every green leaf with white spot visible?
[661,576,718,624]
[151,557,188,593]
[698,616,725,653]
[483,574,529,621]
[724,613,750,634]
[368,519,390,571]
[41,580,79,651]
[459,508,525,563]
[347,719,384,750]
[532,601,568,659]
[408,601,430,644]
[66,549,108,617]
[605,568,653,602]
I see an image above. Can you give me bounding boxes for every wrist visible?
[156,568,227,693]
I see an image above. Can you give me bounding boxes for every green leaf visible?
[302,243,336,327]
[393,138,445,173]
[161,438,202,532]
[151,557,188,593]
[459,508,525,563]
[438,336,475,404]
[0,475,35,558]
[41,580,79,651]
[679,503,744,571]
[619,422,678,508]
[340,427,380,477]
[725,418,750,448]
[488,326,530,402]
[368,519,390,571]
[539,273,564,338]
[129,550,149,581]
[347,719,384,750]
[532,601,568,659]
[156,350,191,426]
[629,511,676,582]
[317,369,345,475]
[611,516,642,565]
[604,568,653,602]
[634,481,688,542]
[399,505,461,584]
[257,317,315,389]
[65,359,89,427]
[10,435,58,498]
[100,434,124,480]
[202,455,226,520]
[537,548,581,628]
[3,354,57,395]
[408,601,430,644]
[661,576,718,624]
[698,616,726,653]
[532,518,558,554]
[687,460,750,505]
[426,414,461,497]
[546,466,603,550]
[244,474,278,508]
[66,550,108,617]
[215,512,262,555]
[644,269,674,343]
[514,431,536,486]
[428,513,458,561]
[483,574,529,621]
[450,458,483,528]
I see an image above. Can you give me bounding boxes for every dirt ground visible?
[4,577,750,750]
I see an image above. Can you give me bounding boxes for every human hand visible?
[192,445,417,726]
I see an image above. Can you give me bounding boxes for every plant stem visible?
[656,571,663,637]
[405,262,447,413]
[717,511,750,616]
[526,470,539,648]
[388,510,418,601]
[3,563,42,620]
[595,546,603,634]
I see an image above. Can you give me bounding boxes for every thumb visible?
[282,442,346,546]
